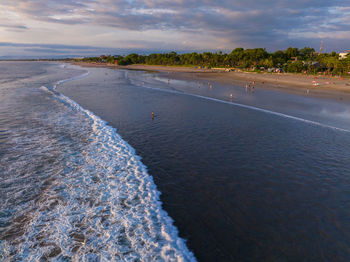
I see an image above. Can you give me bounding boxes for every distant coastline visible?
[70,61,350,101]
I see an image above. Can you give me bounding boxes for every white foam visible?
[55,71,90,87]
[2,67,196,261]
[55,91,196,261]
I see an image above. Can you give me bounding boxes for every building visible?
[339,51,350,59]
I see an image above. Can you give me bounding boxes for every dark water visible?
[0,62,195,261]
[57,67,350,261]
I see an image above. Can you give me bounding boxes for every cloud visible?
[0,24,28,30]
[0,0,349,52]
[0,42,181,59]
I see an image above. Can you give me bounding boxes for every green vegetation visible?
[78,47,350,75]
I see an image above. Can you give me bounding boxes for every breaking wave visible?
[0,70,196,261]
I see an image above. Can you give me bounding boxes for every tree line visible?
[78,47,350,75]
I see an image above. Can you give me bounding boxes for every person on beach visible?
[230,94,233,101]
[152,112,155,119]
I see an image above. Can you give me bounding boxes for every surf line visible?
[54,71,91,90]
[39,65,197,261]
[135,81,350,134]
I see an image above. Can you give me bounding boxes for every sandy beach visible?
[71,62,350,101]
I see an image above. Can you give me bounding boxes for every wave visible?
[55,71,90,87]
[3,68,196,261]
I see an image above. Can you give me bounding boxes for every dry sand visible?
[71,62,350,101]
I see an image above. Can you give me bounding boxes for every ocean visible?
[0,62,195,261]
[1,62,350,261]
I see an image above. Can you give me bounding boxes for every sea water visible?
[0,62,195,261]
[58,66,350,261]
[2,62,350,261]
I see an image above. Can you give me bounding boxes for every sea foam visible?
[1,68,196,261]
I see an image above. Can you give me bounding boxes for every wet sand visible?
[71,62,350,101]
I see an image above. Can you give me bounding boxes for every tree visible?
[299,47,315,60]
[285,47,299,59]
[81,47,348,75]
[286,61,305,73]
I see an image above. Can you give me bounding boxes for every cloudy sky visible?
[0,0,349,58]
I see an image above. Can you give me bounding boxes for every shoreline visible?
[71,62,350,101]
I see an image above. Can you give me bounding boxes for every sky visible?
[0,0,349,58]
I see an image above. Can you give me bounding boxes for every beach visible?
[3,0,350,260]
[2,61,350,261]
[72,62,350,101]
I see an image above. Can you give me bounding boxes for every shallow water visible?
[2,61,350,261]
[0,62,195,261]
[58,66,350,261]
